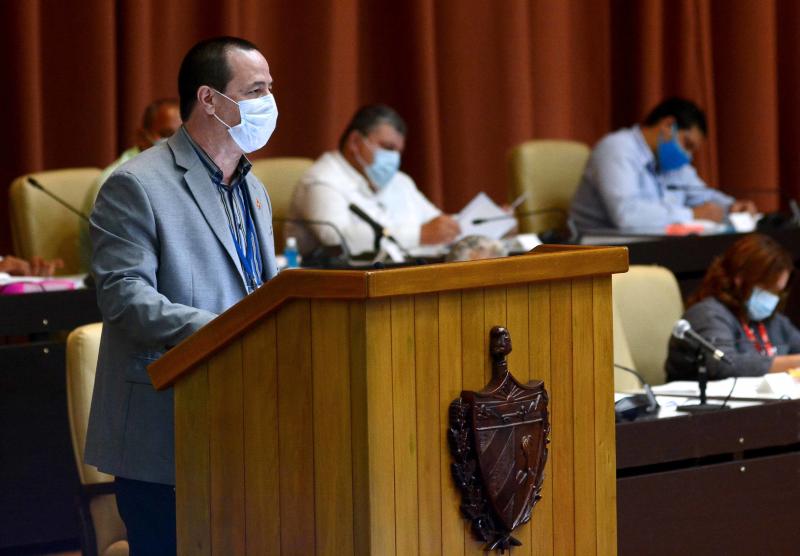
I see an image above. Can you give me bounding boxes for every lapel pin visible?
[256,198,262,210]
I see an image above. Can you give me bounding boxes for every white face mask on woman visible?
[212,89,278,153]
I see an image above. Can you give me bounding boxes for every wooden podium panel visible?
[152,246,627,555]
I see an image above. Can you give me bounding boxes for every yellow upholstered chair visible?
[9,168,101,275]
[613,301,640,392]
[66,323,129,556]
[508,140,590,234]
[612,265,684,386]
[250,157,314,251]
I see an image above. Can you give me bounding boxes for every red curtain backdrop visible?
[2,0,797,254]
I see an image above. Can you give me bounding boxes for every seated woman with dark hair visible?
[666,234,800,381]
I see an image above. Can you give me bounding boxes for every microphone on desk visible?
[614,363,660,422]
[672,319,732,365]
[472,208,579,244]
[672,319,730,413]
[664,183,711,193]
[272,217,352,262]
[347,203,415,260]
[471,207,567,225]
[27,177,90,222]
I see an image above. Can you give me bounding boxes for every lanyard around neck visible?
[741,321,776,356]
[221,180,262,291]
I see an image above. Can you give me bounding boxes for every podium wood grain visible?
[154,247,626,555]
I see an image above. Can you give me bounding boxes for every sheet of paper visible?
[455,192,516,240]
[729,211,762,233]
[0,273,86,287]
[652,375,800,400]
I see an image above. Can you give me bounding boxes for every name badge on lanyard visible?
[227,183,262,292]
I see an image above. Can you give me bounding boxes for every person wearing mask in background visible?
[78,98,181,270]
[666,234,800,381]
[84,37,278,554]
[0,254,62,276]
[286,104,460,258]
[570,97,756,232]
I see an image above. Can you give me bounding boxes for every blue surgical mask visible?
[746,286,780,321]
[656,125,692,173]
[357,138,401,189]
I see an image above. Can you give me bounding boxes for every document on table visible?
[455,192,516,240]
[652,375,800,400]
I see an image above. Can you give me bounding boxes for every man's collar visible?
[181,127,252,186]
[631,125,656,171]
[332,150,375,196]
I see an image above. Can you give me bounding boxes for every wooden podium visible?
[149,244,628,555]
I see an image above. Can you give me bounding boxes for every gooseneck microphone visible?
[470,207,567,225]
[613,363,660,422]
[472,207,579,244]
[672,319,730,413]
[27,177,90,222]
[273,217,352,261]
[347,203,412,258]
[672,319,732,365]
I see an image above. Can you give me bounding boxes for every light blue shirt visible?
[569,126,734,231]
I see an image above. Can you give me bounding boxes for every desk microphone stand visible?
[677,351,726,413]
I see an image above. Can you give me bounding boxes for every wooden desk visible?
[586,227,800,322]
[616,400,800,555]
[0,288,100,550]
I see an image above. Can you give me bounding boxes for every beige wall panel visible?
[571,278,597,554]
[208,341,246,554]
[364,299,396,555]
[242,318,280,555]
[175,363,211,556]
[550,280,575,555]
[311,300,355,555]
[437,291,466,556]
[593,277,618,555]
[277,300,316,555]
[414,294,443,555]
[390,296,420,556]
[528,283,554,556]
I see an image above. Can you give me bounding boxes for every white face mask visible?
[212,89,278,153]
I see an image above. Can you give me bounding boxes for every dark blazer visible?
[665,297,800,382]
[85,128,278,485]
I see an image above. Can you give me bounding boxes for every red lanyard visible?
[741,321,776,356]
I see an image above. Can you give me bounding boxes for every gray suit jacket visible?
[84,129,278,485]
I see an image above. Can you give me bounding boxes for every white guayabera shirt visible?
[286,151,441,257]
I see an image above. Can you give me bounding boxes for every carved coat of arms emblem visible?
[448,326,550,552]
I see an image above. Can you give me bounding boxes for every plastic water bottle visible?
[284,236,299,268]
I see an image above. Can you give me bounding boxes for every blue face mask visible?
[358,137,401,189]
[746,286,780,321]
[656,125,692,173]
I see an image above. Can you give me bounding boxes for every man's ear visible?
[344,130,360,156]
[134,128,151,151]
[196,85,217,115]
[658,115,677,137]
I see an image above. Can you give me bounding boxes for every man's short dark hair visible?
[177,36,259,120]
[643,97,708,135]
[141,98,179,129]
[338,104,407,151]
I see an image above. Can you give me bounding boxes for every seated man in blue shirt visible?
[570,97,755,232]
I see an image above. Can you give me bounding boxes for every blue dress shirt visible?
[569,126,733,231]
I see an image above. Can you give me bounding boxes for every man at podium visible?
[84,36,279,554]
